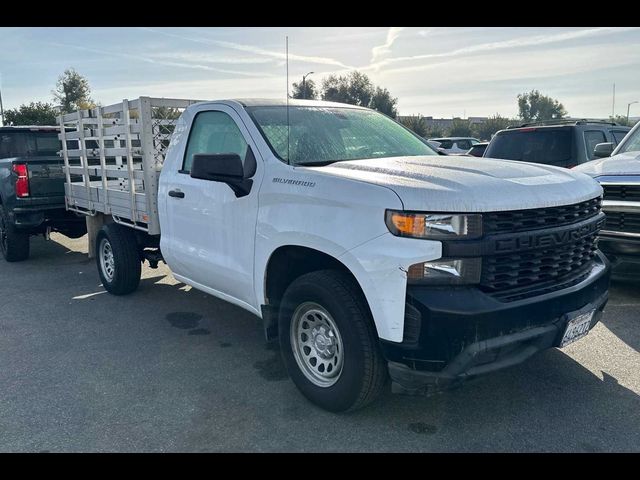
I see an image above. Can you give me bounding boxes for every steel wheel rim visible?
[99,238,115,282]
[290,302,344,388]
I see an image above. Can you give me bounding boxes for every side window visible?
[182,111,248,173]
[456,140,471,150]
[611,130,629,145]
[584,131,606,160]
[439,140,453,149]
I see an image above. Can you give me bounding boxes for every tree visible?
[52,68,94,114]
[517,90,567,122]
[320,71,399,117]
[424,125,445,138]
[370,87,398,118]
[608,115,638,127]
[448,118,473,137]
[3,101,58,126]
[321,71,374,107]
[472,114,515,141]
[398,115,427,137]
[291,78,318,100]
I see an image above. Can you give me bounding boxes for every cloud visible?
[369,26,640,71]
[46,41,274,78]
[140,27,355,69]
[148,51,274,65]
[370,27,404,65]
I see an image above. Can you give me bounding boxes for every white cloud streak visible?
[139,27,355,69]
[369,26,640,72]
[370,27,404,65]
[46,41,274,78]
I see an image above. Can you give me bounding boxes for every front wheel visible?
[96,223,141,295]
[0,204,30,262]
[278,270,387,412]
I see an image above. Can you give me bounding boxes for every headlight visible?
[385,210,482,239]
[407,258,482,285]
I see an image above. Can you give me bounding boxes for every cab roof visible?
[232,98,369,110]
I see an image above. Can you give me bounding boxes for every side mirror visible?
[593,142,614,158]
[190,152,253,197]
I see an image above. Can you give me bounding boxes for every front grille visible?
[483,197,601,234]
[602,184,640,202]
[481,231,599,295]
[604,211,640,234]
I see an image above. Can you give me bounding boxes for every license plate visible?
[560,310,595,348]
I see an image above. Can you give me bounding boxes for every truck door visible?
[162,105,262,311]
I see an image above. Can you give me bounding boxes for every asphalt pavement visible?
[0,233,638,452]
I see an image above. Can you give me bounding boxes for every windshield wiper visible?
[295,160,339,167]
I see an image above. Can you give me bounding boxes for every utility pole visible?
[612,83,616,118]
[627,101,638,124]
[302,71,314,100]
[0,79,4,127]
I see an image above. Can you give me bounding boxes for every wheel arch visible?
[261,245,378,340]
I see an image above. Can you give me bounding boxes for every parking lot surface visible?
[1,233,639,452]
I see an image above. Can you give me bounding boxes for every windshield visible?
[247,106,437,166]
[616,124,640,155]
[484,128,572,166]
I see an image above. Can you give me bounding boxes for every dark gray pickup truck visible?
[0,126,86,261]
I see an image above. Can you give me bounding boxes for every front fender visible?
[339,233,442,342]
[254,232,353,309]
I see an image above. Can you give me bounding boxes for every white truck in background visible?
[575,120,640,280]
[60,97,610,412]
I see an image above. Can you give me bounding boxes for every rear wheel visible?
[0,204,30,262]
[96,223,141,295]
[278,270,387,412]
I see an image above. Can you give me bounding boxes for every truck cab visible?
[0,126,86,261]
[61,98,611,412]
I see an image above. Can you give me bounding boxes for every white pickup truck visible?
[575,120,640,279]
[59,97,610,412]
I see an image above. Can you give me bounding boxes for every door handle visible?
[168,190,185,198]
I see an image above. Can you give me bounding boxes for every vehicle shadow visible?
[358,346,640,451]
[25,233,91,265]
[599,280,640,353]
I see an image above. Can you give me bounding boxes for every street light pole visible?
[302,71,314,100]
[627,101,638,124]
[0,84,4,127]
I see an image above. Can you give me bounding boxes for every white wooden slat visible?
[96,106,110,209]
[122,99,138,223]
[64,148,143,158]
[63,124,142,140]
[61,110,91,122]
[149,97,204,109]
[67,166,145,180]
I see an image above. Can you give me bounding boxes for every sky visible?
[1,26,640,119]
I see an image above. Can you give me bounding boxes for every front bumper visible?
[383,253,610,395]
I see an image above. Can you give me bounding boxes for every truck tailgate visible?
[21,157,66,198]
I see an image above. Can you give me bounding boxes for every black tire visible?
[96,223,141,295]
[0,204,30,262]
[278,269,387,412]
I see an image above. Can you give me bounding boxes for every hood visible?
[310,156,602,212]
[573,151,640,178]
